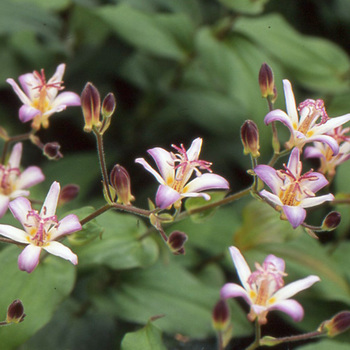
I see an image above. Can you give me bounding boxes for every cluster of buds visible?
[81,82,116,134]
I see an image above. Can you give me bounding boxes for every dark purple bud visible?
[43,142,63,160]
[81,82,101,132]
[6,299,25,324]
[167,231,188,255]
[259,63,276,101]
[58,184,80,206]
[319,311,350,337]
[102,93,116,119]
[322,211,341,231]
[110,164,135,205]
[241,120,260,158]
[212,299,230,331]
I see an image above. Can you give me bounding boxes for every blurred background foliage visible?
[1,0,350,349]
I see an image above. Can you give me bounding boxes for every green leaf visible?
[107,260,251,338]
[184,191,228,223]
[234,14,350,93]
[297,339,350,350]
[121,320,167,350]
[218,0,269,14]
[12,0,71,11]
[0,246,76,350]
[75,210,159,270]
[97,4,187,60]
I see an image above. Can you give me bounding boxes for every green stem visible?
[246,321,261,350]
[217,330,224,350]
[260,330,324,346]
[1,131,33,164]
[267,149,291,167]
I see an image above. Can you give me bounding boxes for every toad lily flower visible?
[220,246,320,325]
[304,126,350,178]
[135,138,229,209]
[254,148,334,229]
[0,181,81,273]
[264,79,350,154]
[0,143,44,218]
[7,64,81,130]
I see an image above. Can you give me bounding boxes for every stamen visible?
[32,69,64,92]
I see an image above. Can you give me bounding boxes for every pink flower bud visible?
[212,299,230,331]
[6,299,25,324]
[259,63,277,102]
[167,231,188,255]
[58,184,80,206]
[110,164,135,205]
[241,120,260,158]
[319,311,350,337]
[81,82,101,133]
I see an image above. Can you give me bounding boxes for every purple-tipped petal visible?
[8,197,32,228]
[312,114,350,137]
[0,195,10,218]
[52,214,82,240]
[282,205,306,229]
[268,299,304,322]
[264,110,295,135]
[155,184,181,208]
[304,146,325,160]
[8,143,22,168]
[273,275,320,301]
[282,79,299,125]
[301,194,334,208]
[17,166,45,189]
[220,283,252,305]
[18,72,37,98]
[0,225,28,244]
[19,105,40,123]
[18,245,41,273]
[254,165,282,195]
[307,135,339,156]
[186,137,202,161]
[41,181,60,217]
[287,148,301,176]
[52,91,81,107]
[258,189,283,207]
[264,254,285,272]
[6,78,31,105]
[135,158,166,185]
[44,241,78,265]
[228,246,252,291]
[183,173,229,194]
[301,172,328,193]
[147,147,174,183]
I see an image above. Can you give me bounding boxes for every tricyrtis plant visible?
[1,61,350,350]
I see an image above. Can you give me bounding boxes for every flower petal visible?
[147,147,175,184]
[220,283,252,305]
[8,197,32,229]
[41,181,60,217]
[186,138,202,161]
[16,166,45,190]
[135,158,166,185]
[0,195,10,218]
[282,205,306,229]
[283,79,299,125]
[306,135,339,156]
[228,246,252,291]
[300,172,328,193]
[51,214,82,240]
[6,78,31,105]
[0,224,28,243]
[304,146,325,160]
[273,275,320,301]
[300,194,334,208]
[264,110,295,135]
[8,143,22,168]
[268,299,304,322]
[51,91,81,108]
[43,241,78,265]
[264,255,285,272]
[311,114,350,137]
[19,105,40,123]
[155,184,181,209]
[183,173,229,193]
[254,165,282,195]
[258,189,283,207]
[18,244,41,273]
[287,148,301,176]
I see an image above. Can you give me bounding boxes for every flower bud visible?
[102,93,116,119]
[167,231,188,255]
[6,299,25,324]
[58,184,80,206]
[110,164,135,205]
[259,63,277,102]
[43,142,63,160]
[318,311,350,337]
[81,82,101,133]
[241,120,260,158]
[322,211,341,231]
[212,299,230,331]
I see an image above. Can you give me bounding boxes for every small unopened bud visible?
[167,231,188,255]
[241,120,260,158]
[259,63,277,102]
[43,142,63,160]
[212,299,230,331]
[81,82,101,133]
[110,164,135,205]
[319,311,350,337]
[0,127,9,140]
[6,299,25,324]
[58,184,80,206]
[102,93,116,119]
[322,211,341,231]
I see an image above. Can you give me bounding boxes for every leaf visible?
[97,4,187,60]
[107,260,251,338]
[0,246,76,350]
[218,0,270,14]
[12,0,70,11]
[234,14,350,93]
[184,191,228,223]
[74,210,159,270]
[121,320,167,350]
[297,339,350,350]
